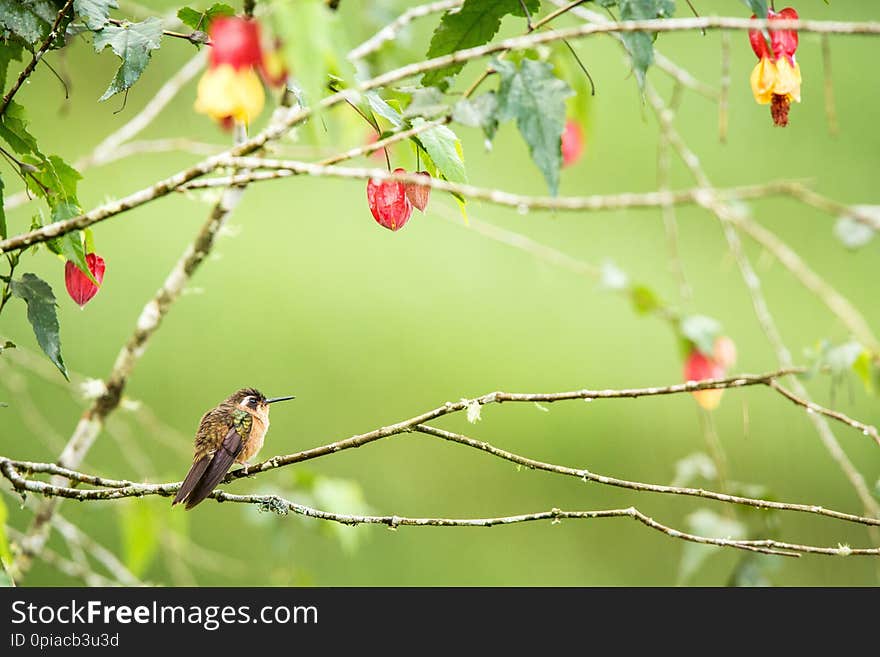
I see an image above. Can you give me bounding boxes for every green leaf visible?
[74,0,117,31]
[452,93,499,141]
[9,273,68,379]
[728,553,781,587]
[630,284,659,315]
[0,0,67,48]
[422,0,540,89]
[824,340,863,378]
[494,57,572,195]
[119,500,159,577]
[671,452,716,488]
[743,0,768,17]
[0,39,24,91]
[411,117,467,185]
[0,100,42,157]
[680,314,721,356]
[93,18,163,101]
[312,477,371,554]
[618,0,676,90]
[176,3,234,31]
[852,350,874,395]
[24,154,82,206]
[365,91,404,129]
[679,509,747,584]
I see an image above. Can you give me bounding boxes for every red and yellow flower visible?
[683,336,737,411]
[195,17,268,125]
[748,7,802,127]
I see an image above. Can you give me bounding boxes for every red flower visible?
[683,336,737,411]
[561,119,584,167]
[748,7,802,127]
[404,171,431,212]
[65,253,106,308]
[367,169,413,231]
[208,17,263,70]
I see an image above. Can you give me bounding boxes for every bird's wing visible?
[176,426,245,510]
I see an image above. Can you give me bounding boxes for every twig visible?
[4,15,878,254]
[189,158,800,213]
[347,0,463,61]
[646,85,880,527]
[768,380,880,448]
[0,0,74,117]
[11,122,257,576]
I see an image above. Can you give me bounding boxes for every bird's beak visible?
[265,395,295,404]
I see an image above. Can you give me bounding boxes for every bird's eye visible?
[249,398,259,407]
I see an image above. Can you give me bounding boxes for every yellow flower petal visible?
[774,57,802,103]
[750,57,777,105]
[195,65,265,124]
[692,388,724,411]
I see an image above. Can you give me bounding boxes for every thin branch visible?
[768,380,880,448]
[3,15,877,254]
[11,121,256,576]
[646,85,880,527]
[0,0,74,117]
[190,158,800,213]
[347,0,463,61]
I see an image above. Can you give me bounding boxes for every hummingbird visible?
[172,388,295,510]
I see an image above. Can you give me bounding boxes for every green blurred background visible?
[1,0,878,586]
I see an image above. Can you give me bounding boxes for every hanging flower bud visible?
[259,44,288,88]
[683,348,727,411]
[561,119,585,167]
[65,253,106,308]
[208,17,263,70]
[195,16,266,126]
[367,169,413,231]
[404,171,431,212]
[748,7,802,127]
[713,335,737,369]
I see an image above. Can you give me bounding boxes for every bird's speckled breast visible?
[236,414,268,463]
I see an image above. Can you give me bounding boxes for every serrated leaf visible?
[74,0,117,31]
[93,18,163,101]
[422,0,540,89]
[9,273,67,379]
[453,93,499,141]
[411,117,467,185]
[119,500,159,577]
[495,58,572,195]
[176,3,233,31]
[618,0,676,90]
[0,0,65,47]
[679,509,747,583]
[0,100,42,157]
[680,315,721,356]
[0,39,24,91]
